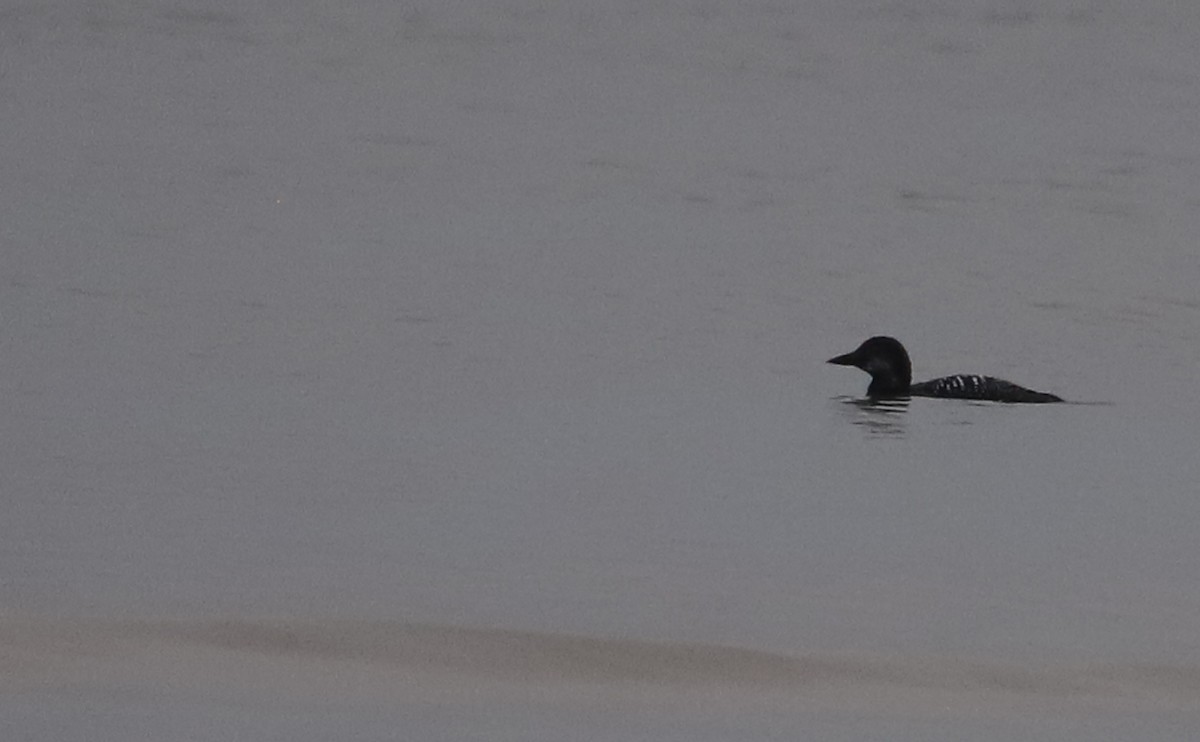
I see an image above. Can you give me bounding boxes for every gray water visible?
[4,2,1200,739]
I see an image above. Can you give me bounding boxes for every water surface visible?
[3,1,1200,739]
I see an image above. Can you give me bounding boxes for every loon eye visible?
[864,358,892,375]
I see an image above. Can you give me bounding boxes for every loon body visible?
[828,336,1062,404]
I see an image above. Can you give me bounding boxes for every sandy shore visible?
[5,617,1199,718]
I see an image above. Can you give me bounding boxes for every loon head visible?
[827,336,913,397]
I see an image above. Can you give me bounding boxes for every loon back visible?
[909,375,1063,404]
[828,336,1062,404]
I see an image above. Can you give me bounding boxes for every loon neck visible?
[867,376,911,398]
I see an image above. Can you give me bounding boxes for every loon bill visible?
[828,336,1063,404]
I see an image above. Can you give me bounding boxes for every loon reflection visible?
[828,336,1062,404]
[837,396,910,437]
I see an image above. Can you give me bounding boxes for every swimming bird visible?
[828,336,1062,403]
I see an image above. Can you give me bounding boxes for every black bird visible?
[828,336,1062,403]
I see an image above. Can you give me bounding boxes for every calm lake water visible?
[4,2,1200,739]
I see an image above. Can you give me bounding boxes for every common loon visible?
[828,336,1063,404]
